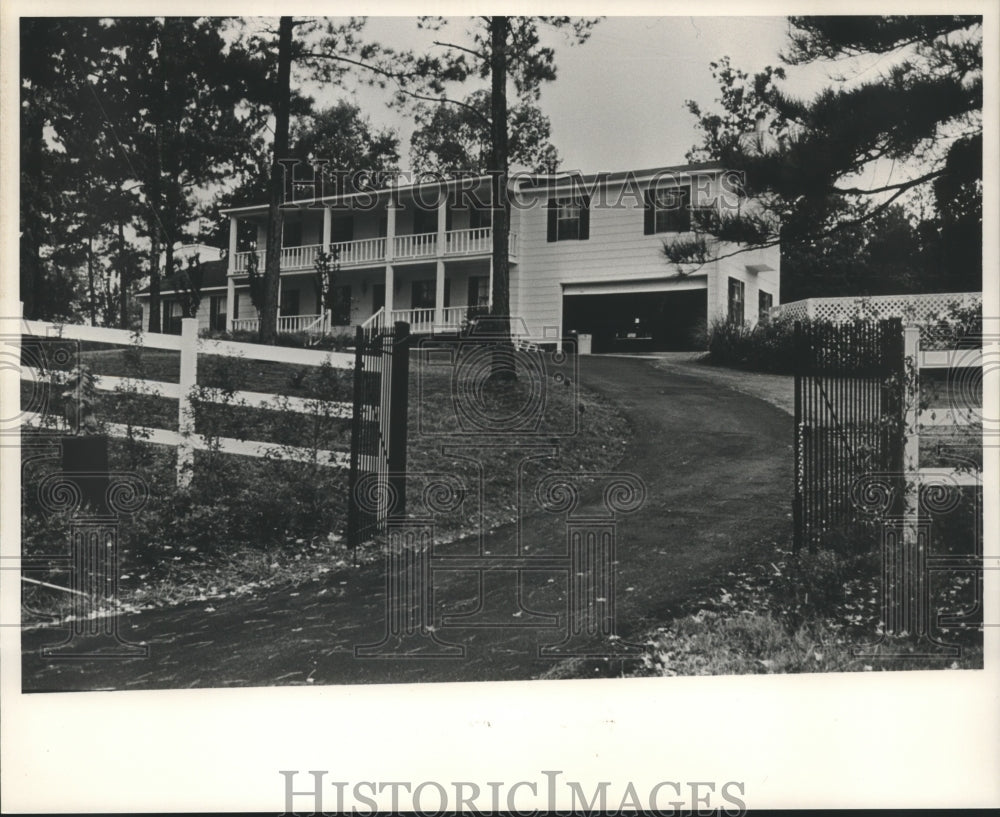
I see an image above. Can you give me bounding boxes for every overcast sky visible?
[304,15,859,174]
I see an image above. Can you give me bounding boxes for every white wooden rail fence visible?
[21,318,354,487]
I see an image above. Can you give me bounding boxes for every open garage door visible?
[563,288,707,353]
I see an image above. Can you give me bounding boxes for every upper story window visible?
[547,196,590,242]
[644,185,691,234]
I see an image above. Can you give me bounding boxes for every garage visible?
[562,279,708,353]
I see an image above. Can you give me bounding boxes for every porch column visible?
[435,194,447,326]
[322,206,332,253]
[434,261,446,327]
[227,215,238,275]
[488,256,494,310]
[226,275,235,332]
[384,192,396,317]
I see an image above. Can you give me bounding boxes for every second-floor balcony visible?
[232,227,518,275]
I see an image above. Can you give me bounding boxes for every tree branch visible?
[831,168,945,196]
[432,40,487,60]
[300,50,492,127]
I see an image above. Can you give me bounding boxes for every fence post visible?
[902,325,921,549]
[347,325,365,546]
[792,320,803,553]
[177,318,198,488]
[387,321,410,521]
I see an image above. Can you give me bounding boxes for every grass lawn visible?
[625,536,983,676]
[21,344,630,621]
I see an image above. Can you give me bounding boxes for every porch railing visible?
[233,244,323,273]
[232,229,513,274]
[230,314,325,334]
[393,232,437,260]
[445,227,490,255]
[390,307,436,334]
[440,306,468,327]
[361,307,386,332]
[333,236,386,266]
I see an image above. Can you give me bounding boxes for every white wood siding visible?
[510,175,780,339]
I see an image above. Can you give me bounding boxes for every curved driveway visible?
[22,356,792,690]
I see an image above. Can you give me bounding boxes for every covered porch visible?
[227,258,492,337]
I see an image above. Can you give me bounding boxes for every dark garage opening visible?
[563,289,707,353]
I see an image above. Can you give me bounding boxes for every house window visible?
[161,300,181,335]
[280,289,300,316]
[758,290,773,323]
[411,280,435,310]
[547,196,590,242]
[209,294,227,331]
[468,276,489,307]
[728,278,745,324]
[645,185,691,234]
[331,285,352,325]
[557,200,581,240]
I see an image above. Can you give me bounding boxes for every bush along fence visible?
[709,294,982,374]
[793,317,985,655]
[19,314,414,654]
[21,317,355,487]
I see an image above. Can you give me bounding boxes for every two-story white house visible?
[141,163,780,352]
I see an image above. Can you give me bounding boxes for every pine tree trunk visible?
[148,227,161,333]
[118,219,129,328]
[21,113,45,320]
[147,28,165,333]
[488,16,515,380]
[87,234,96,325]
[260,16,293,345]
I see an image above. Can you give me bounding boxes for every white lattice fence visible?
[772,292,980,324]
[772,300,810,321]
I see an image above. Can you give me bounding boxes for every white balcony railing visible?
[445,227,490,256]
[333,236,386,266]
[233,250,265,274]
[233,244,322,273]
[393,232,437,260]
[232,229,510,275]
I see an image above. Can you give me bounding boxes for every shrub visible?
[200,328,353,352]
[706,315,801,373]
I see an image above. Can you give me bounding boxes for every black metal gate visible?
[793,319,904,552]
[347,321,410,547]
